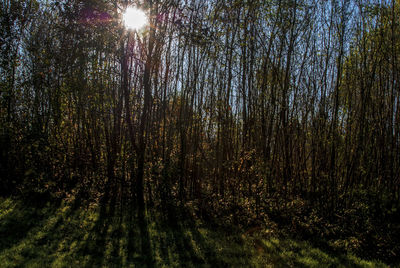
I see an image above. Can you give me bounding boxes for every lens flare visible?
[123,7,147,30]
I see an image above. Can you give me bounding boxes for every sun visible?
[123,7,147,30]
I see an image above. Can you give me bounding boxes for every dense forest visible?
[1,0,399,266]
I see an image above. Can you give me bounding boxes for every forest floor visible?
[0,196,387,267]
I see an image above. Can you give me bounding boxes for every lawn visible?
[0,197,387,267]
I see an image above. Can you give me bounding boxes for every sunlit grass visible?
[0,197,387,267]
[249,235,386,268]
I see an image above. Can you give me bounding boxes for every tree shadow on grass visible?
[250,235,386,267]
[78,185,120,267]
[0,193,91,267]
[0,198,57,253]
[164,220,205,265]
[0,195,246,267]
[138,207,155,267]
[0,196,387,267]
[149,205,250,267]
[149,207,203,266]
[190,223,255,267]
[126,205,141,266]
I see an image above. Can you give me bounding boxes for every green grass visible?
[0,197,387,267]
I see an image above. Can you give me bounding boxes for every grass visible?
[0,196,387,267]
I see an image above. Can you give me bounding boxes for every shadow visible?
[254,236,380,268]
[0,194,86,267]
[81,184,118,267]
[109,210,123,268]
[168,222,204,265]
[152,220,171,266]
[138,206,155,267]
[154,205,248,267]
[0,198,56,252]
[126,204,141,265]
[149,206,203,266]
[191,223,253,267]
[0,196,387,267]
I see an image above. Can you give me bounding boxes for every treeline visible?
[1,0,399,262]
